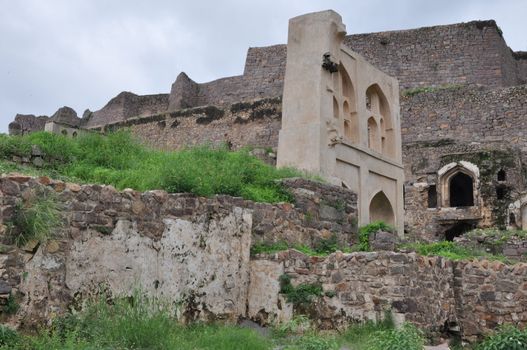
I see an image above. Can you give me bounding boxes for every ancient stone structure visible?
[6,12,527,242]
[276,11,404,235]
[2,174,527,342]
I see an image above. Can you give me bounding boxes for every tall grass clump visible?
[10,188,62,247]
[159,145,299,202]
[341,313,424,350]
[0,293,272,350]
[0,131,304,203]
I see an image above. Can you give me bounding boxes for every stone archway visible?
[369,191,395,225]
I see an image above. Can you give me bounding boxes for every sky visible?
[1,0,526,133]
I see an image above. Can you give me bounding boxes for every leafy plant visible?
[475,325,527,350]
[250,241,289,256]
[2,293,20,315]
[284,334,339,350]
[10,189,62,247]
[272,315,312,338]
[366,323,425,350]
[358,221,394,252]
[279,274,323,306]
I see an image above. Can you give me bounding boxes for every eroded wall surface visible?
[1,174,527,341]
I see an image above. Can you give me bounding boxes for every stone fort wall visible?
[2,174,527,341]
[346,20,527,89]
[11,20,527,133]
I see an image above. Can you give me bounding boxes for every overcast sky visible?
[1,0,526,133]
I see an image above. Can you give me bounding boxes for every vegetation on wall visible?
[358,221,394,251]
[279,274,323,306]
[0,131,304,203]
[9,188,62,247]
[399,240,511,263]
[250,235,352,257]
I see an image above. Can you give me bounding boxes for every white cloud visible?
[1,0,525,132]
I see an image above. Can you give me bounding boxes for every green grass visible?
[250,235,353,257]
[8,188,62,247]
[400,240,511,263]
[0,131,304,203]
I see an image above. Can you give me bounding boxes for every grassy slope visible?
[0,131,303,203]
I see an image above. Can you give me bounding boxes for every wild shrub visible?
[475,325,527,350]
[279,274,323,306]
[0,325,19,346]
[401,240,510,263]
[358,221,394,251]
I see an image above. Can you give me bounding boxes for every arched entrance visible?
[369,191,395,225]
[449,172,474,207]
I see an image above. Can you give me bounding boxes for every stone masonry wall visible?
[400,85,527,147]
[1,174,527,340]
[85,92,169,128]
[346,20,524,89]
[402,141,524,240]
[94,97,283,152]
[0,174,356,327]
[250,250,456,333]
[250,249,527,341]
[453,259,527,342]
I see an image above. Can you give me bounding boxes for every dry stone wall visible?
[95,97,283,152]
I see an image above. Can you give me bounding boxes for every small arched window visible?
[72,131,78,138]
[449,172,474,207]
[61,129,68,136]
[497,169,506,181]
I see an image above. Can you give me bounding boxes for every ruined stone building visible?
[8,10,527,241]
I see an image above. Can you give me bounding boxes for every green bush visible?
[250,241,289,255]
[475,325,527,350]
[2,293,20,315]
[10,189,62,247]
[279,274,323,306]
[358,221,394,251]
